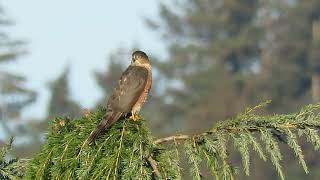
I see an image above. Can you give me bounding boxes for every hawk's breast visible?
[132,65,152,113]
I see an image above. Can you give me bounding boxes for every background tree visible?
[258,1,320,179]
[146,0,262,135]
[0,3,40,159]
[47,66,81,119]
[0,4,36,139]
[94,48,127,106]
[251,0,319,113]
[10,66,83,158]
[145,0,320,179]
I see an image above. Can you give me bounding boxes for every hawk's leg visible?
[130,111,141,121]
[123,112,131,119]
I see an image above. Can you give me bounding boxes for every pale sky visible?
[2,0,167,120]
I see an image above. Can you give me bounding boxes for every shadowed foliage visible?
[25,108,178,180]
[21,102,320,180]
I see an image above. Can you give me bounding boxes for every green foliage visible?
[0,138,27,179]
[25,107,178,180]
[144,1,320,179]
[184,141,202,180]
[23,102,320,180]
[176,102,320,180]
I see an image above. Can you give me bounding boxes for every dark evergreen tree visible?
[12,66,83,158]
[146,0,320,179]
[0,138,27,179]
[252,0,320,113]
[255,1,320,179]
[47,66,81,119]
[146,0,262,137]
[0,4,36,138]
[94,49,127,106]
[24,102,320,180]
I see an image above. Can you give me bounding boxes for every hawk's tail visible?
[88,111,122,143]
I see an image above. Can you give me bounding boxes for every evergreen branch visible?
[303,127,320,151]
[185,140,202,180]
[78,136,112,179]
[155,123,307,145]
[173,138,182,179]
[36,150,52,179]
[61,137,74,161]
[231,133,250,176]
[0,138,27,180]
[243,100,271,114]
[139,142,144,180]
[285,129,308,174]
[246,130,267,161]
[114,122,126,179]
[146,155,161,178]
[154,103,320,179]
[260,129,284,180]
[154,134,190,144]
[215,133,234,180]
[201,146,219,180]
[25,103,320,180]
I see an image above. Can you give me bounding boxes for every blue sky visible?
[2,0,167,120]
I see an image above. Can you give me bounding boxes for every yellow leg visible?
[130,112,141,121]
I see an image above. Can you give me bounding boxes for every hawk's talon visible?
[130,112,141,121]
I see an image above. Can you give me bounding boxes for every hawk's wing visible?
[88,65,149,143]
[107,65,149,112]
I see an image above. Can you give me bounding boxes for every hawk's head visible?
[132,51,150,65]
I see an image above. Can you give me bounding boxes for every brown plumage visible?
[88,51,152,143]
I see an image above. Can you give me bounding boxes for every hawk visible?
[88,51,152,143]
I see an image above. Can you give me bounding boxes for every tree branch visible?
[154,123,306,144]
[154,134,190,144]
[146,155,161,178]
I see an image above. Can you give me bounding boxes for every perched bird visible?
[88,50,152,143]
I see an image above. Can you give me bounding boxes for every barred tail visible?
[88,112,122,143]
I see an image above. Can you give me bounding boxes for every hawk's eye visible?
[134,55,142,61]
[132,51,148,62]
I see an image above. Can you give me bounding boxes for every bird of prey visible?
[88,51,152,143]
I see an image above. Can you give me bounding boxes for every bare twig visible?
[154,123,301,144]
[154,134,190,144]
[146,155,161,178]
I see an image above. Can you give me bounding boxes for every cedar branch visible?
[154,134,190,144]
[146,155,161,178]
[154,123,305,144]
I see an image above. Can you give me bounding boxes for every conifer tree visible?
[47,66,81,119]
[0,138,27,179]
[145,1,320,179]
[256,1,320,179]
[252,0,320,113]
[8,67,83,158]
[94,49,127,106]
[0,4,36,138]
[23,102,320,180]
[145,0,262,134]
